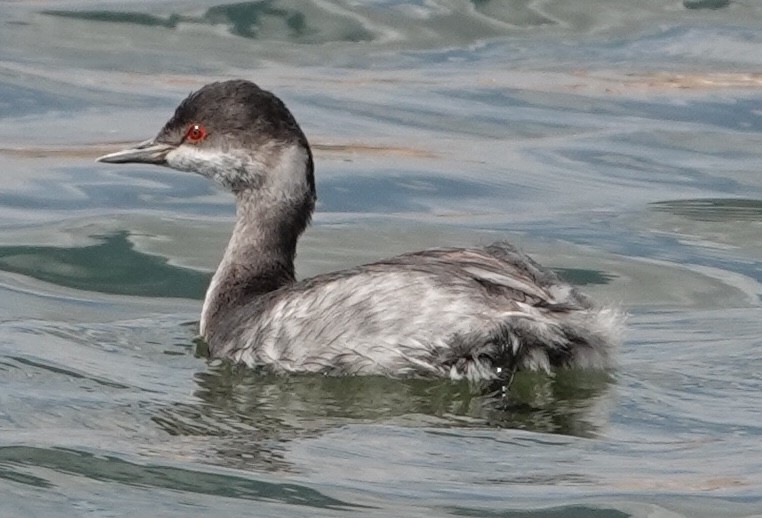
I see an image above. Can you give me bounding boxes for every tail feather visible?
[437,305,624,381]
[512,306,625,372]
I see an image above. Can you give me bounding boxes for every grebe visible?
[98,80,622,381]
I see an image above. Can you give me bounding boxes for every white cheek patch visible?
[165,146,254,187]
[165,142,310,192]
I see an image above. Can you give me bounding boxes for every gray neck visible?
[199,143,315,337]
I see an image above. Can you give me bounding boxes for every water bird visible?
[97,79,622,382]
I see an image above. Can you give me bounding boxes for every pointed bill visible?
[97,139,176,164]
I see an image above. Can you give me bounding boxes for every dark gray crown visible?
[157,80,315,193]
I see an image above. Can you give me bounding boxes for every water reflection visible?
[42,1,374,43]
[41,10,180,29]
[150,361,614,470]
[446,504,629,518]
[0,446,362,510]
[0,231,208,298]
[650,198,762,222]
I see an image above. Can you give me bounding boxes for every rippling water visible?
[1,1,761,516]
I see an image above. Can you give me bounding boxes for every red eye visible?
[185,123,207,143]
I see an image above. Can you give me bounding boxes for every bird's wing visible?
[372,246,559,305]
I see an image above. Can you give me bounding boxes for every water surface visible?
[1,1,761,516]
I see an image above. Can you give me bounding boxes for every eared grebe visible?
[98,80,622,381]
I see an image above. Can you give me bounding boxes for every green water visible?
[1,1,761,516]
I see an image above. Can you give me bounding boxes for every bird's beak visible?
[96,139,176,164]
